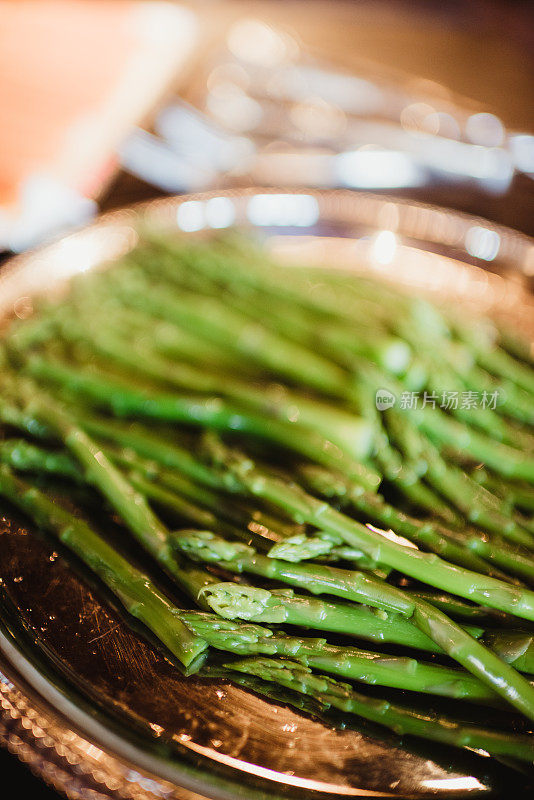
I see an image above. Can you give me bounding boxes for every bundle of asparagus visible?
[1,232,534,767]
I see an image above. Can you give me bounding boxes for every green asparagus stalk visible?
[54,313,375,461]
[469,467,534,515]
[177,611,522,707]
[408,591,529,627]
[0,432,386,573]
[296,464,515,579]
[125,470,241,537]
[266,533,390,573]
[23,355,380,491]
[111,268,351,396]
[0,466,208,669]
[110,447,306,542]
[459,362,534,427]
[225,657,534,762]
[390,317,534,447]
[499,328,534,368]
[348,361,534,527]
[417,408,534,483]
[13,392,221,603]
[383,409,534,547]
[0,438,81,481]
[172,528,534,719]
[203,434,534,619]
[424,452,534,548]
[198,582,477,644]
[0,424,244,538]
[472,343,534,398]
[0,396,51,440]
[173,530,414,615]
[200,663,330,718]
[199,583,534,675]
[300,462,534,585]
[82,415,236,491]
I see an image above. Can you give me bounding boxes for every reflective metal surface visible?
[0,189,533,799]
[121,17,534,200]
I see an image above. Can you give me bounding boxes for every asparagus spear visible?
[225,657,534,762]
[457,361,534,427]
[199,583,534,675]
[383,409,534,547]
[390,314,534,445]
[0,436,371,565]
[83,415,236,492]
[203,434,534,620]
[300,463,534,585]
[177,611,521,707]
[0,438,81,482]
[481,479,534,523]
[266,533,390,573]
[0,396,51,440]
[0,466,208,670]
[424,455,534,548]
[199,582,477,643]
[13,392,221,603]
[173,530,414,616]
[4,378,331,572]
[23,355,380,491]
[53,312,375,461]
[172,529,534,718]
[110,268,352,396]
[417,408,534,483]
[499,328,534,368]
[426,359,534,450]
[124,470,241,538]
[201,663,330,719]
[109,447,307,542]
[296,464,516,579]
[471,342,534,398]
[408,591,529,627]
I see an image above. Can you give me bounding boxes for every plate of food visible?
[0,188,533,799]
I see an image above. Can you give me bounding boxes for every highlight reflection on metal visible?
[127,17,534,196]
[0,189,533,800]
[246,193,320,227]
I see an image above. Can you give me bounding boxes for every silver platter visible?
[0,188,533,799]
